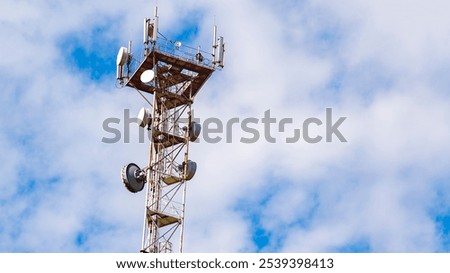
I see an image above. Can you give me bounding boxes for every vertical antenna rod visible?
[212,25,218,63]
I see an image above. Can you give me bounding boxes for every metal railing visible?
[154,38,214,68]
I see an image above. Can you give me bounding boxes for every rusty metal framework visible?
[117,5,224,253]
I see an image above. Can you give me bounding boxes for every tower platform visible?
[126,49,215,106]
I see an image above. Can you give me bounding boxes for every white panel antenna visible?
[151,6,159,44]
[212,25,225,68]
[143,18,149,45]
[217,36,225,68]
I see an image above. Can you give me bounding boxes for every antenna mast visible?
[117,3,225,253]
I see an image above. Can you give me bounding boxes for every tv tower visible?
[116,4,225,253]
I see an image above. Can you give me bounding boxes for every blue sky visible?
[1,0,450,252]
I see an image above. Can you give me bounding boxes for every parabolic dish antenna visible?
[116,47,129,66]
[121,163,146,193]
[178,160,197,181]
[189,122,201,142]
[140,69,155,83]
[137,107,152,128]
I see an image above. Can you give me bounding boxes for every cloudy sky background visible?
[1,0,450,252]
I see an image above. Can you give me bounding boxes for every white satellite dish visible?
[174,41,182,48]
[137,107,152,128]
[116,47,129,66]
[140,69,155,83]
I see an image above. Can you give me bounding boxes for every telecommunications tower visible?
[116,4,225,253]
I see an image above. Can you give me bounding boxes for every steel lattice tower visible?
[117,5,225,253]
